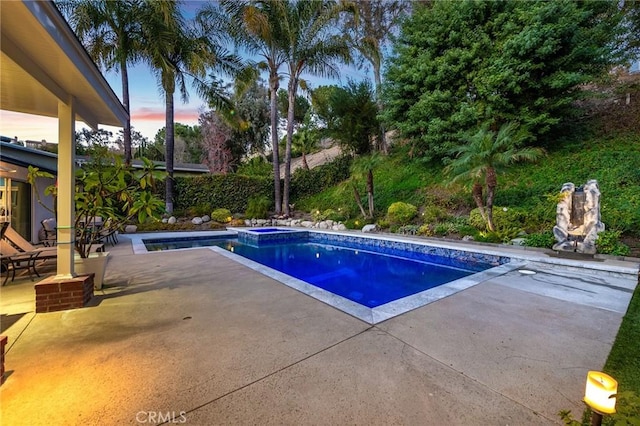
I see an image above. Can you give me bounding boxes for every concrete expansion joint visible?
[180,326,375,417]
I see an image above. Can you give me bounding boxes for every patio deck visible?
[0,232,637,425]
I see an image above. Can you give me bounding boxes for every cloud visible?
[131,107,201,124]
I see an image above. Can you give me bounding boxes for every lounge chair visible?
[1,238,44,285]
[4,225,58,257]
[3,226,58,279]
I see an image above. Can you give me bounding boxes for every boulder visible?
[245,220,252,226]
[336,224,347,231]
[192,217,203,225]
[301,221,314,228]
[362,224,378,233]
[201,215,211,223]
[318,221,329,229]
[462,235,475,241]
[161,218,168,224]
[510,238,526,246]
[256,219,267,226]
[168,216,177,225]
[124,225,137,233]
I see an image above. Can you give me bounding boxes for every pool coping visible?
[125,228,639,324]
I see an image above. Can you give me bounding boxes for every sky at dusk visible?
[0,0,369,145]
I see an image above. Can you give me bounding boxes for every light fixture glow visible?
[584,371,617,415]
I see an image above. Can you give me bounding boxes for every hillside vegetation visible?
[296,84,640,255]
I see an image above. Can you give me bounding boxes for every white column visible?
[55,97,76,279]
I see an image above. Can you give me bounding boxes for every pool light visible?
[584,371,617,425]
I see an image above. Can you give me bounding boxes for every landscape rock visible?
[245,220,252,226]
[301,221,314,228]
[192,217,203,225]
[162,218,168,224]
[362,224,378,233]
[256,219,267,226]
[318,221,329,229]
[462,235,474,241]
[124,225,137,233]
[201,215,211,223]
[510,238,526,246]
[168,216,177,225]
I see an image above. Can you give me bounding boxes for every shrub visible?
[290,155,352,200]
[417,224,434,236]
[245,196,271,219]
[211,208,232,223]
[597,230,631,256]
[342,218,360,230]
[420,204,449,224]
[174,174,271,213]
[387,202,418,225]
[524,231,556,249]
[312,208,346,222]
[469,207,525,231]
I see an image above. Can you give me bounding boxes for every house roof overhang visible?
[0,1,128,129]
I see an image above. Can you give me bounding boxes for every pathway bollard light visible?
[583,371,617,426]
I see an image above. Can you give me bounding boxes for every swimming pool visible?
[139,229,517,323]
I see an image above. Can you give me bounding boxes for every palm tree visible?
[350,153,382,219]
[445,122,545,231]
[141,0,240,213]
[209,0,289,215]
[342,0,410,154]
[61,0,144,165]
[280,0,353,216]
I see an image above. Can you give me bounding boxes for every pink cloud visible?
[131,107,201,124]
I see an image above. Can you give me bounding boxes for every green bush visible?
[211,208,232,223]
[418,224,434,236]
[420,204,449,224]
[290,155,352,201]
[387,202,418,225]
[245,196,271,219]
[174,174,271,213]
[524,231,556,249]
[341,218,359,230]
[597,230,631,256]
[312,208,346,222]
[469,207,525,231]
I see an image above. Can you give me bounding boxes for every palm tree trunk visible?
[352,182,367,218]
[485,167,497,232]
[373,61,387,155]
[270,74,281,215]
[366,169,374,218]
[472,181,486,223]
[302,152,309,170]
[120,58,132,165]
[283,77,298,217]
[165,91,175,214]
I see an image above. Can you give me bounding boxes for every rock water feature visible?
[552,180,604,254]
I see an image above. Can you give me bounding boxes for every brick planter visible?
[35,274,94,313]
[0,335,7,385]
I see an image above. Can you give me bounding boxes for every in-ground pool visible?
[141,229,516,323]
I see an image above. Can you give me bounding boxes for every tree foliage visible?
[383,0,623,160]
[445,122,544,231]
[327,80,379,155]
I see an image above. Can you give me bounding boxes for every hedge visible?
[174,174,272,213]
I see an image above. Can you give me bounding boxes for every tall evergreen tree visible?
[383,0,622,159]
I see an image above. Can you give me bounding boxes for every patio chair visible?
[40,217,57,246]
[3,226,57,275]
[1,239,42,285]
[97,218,118,246]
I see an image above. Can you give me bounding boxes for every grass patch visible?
[604,280,640,394]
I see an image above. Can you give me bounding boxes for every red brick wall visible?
[35,274,94,313]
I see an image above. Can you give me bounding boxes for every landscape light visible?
[584,371,617,426]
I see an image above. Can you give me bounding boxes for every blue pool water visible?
[218,240,474,308]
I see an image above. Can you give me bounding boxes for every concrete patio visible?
[1,233,638,425]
